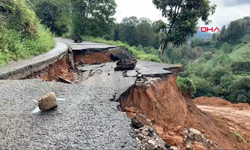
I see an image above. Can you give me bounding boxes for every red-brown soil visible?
[194,97,250,148]
[119,75,250,149]
[194,97,249,110]
[26,55,77,82]
[74,50,121,65]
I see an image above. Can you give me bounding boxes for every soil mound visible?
[119,75,248,149]
[194,97,249,110]
[193,97,231,107]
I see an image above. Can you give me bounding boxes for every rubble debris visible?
[110,53,119,61]
[135,125,169,150]
[115,59,137,71]
[72,35,83,43]
[38,92,58,112]
[131,118,144,129]
[56,76,73,84]
[184,128,213,150]
[89,69,103,77]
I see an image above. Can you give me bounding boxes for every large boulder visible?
[38,92,58,112]
[115,59,137,71]
[110,53,131,61]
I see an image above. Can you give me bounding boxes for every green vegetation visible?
[177,76,196,97]
[232,131,247,143]
[179,17,250,103]
[152,0,216,57]
[83,37,161,62]
[0,0,55,66]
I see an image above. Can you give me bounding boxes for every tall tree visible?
[119,16,139,46]
[31,0,71,36]
[135,18,155,47]
[220,25,226,40]
[71,0,116,37]
[152,0,216,58]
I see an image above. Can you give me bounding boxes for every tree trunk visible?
[159,41,167,59]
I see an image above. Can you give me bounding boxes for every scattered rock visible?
[131,118,144,129]
[169,146,179,150]
[110,53,131,61]
[138,133,146,140]
[145,141,156,150]
[165,144,171,149]
[38,92,58,112]
[110,53,119,61]
[115,59,137,71]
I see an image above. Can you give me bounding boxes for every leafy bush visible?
[232,62,250,74]
[229,77,250,103]
[177,76,196,97]
[221,42,232,53]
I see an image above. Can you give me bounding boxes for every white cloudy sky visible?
[114,0,250,29]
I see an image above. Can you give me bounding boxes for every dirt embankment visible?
[194,97,250,110]
[26,48,123,82]
[26,55,77,82]
[119,75,249,150]
[194,97,250,148]
[74,49,122,65]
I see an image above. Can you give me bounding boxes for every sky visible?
[114,0,250,29]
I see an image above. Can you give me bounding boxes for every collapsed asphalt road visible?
[0,38,177,150]
[0,80,138,149]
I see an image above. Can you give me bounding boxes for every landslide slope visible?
[119,75,249,149]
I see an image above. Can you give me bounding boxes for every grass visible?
[83,36,162,62]
[232,131,247,144]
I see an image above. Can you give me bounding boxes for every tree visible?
[221,42,231,53]
[119,16,139,46]
[152,0,216,58]
[71,0,116,37]
[135,18,155,47]
[31,0,71,36]
[220,25,226,40]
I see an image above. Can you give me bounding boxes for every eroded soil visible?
[194,97,250,148]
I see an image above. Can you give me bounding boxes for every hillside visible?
[176,17,250,104]
[0,0,55,66]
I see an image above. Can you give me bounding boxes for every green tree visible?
[31,0,71,36]
[119,16,139,46]
[152,0,216,58]
[71,0,116,37]
[220,25,226,40]
[211,33,216,41]
[221,42,231,53]
[135,18,155,47]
